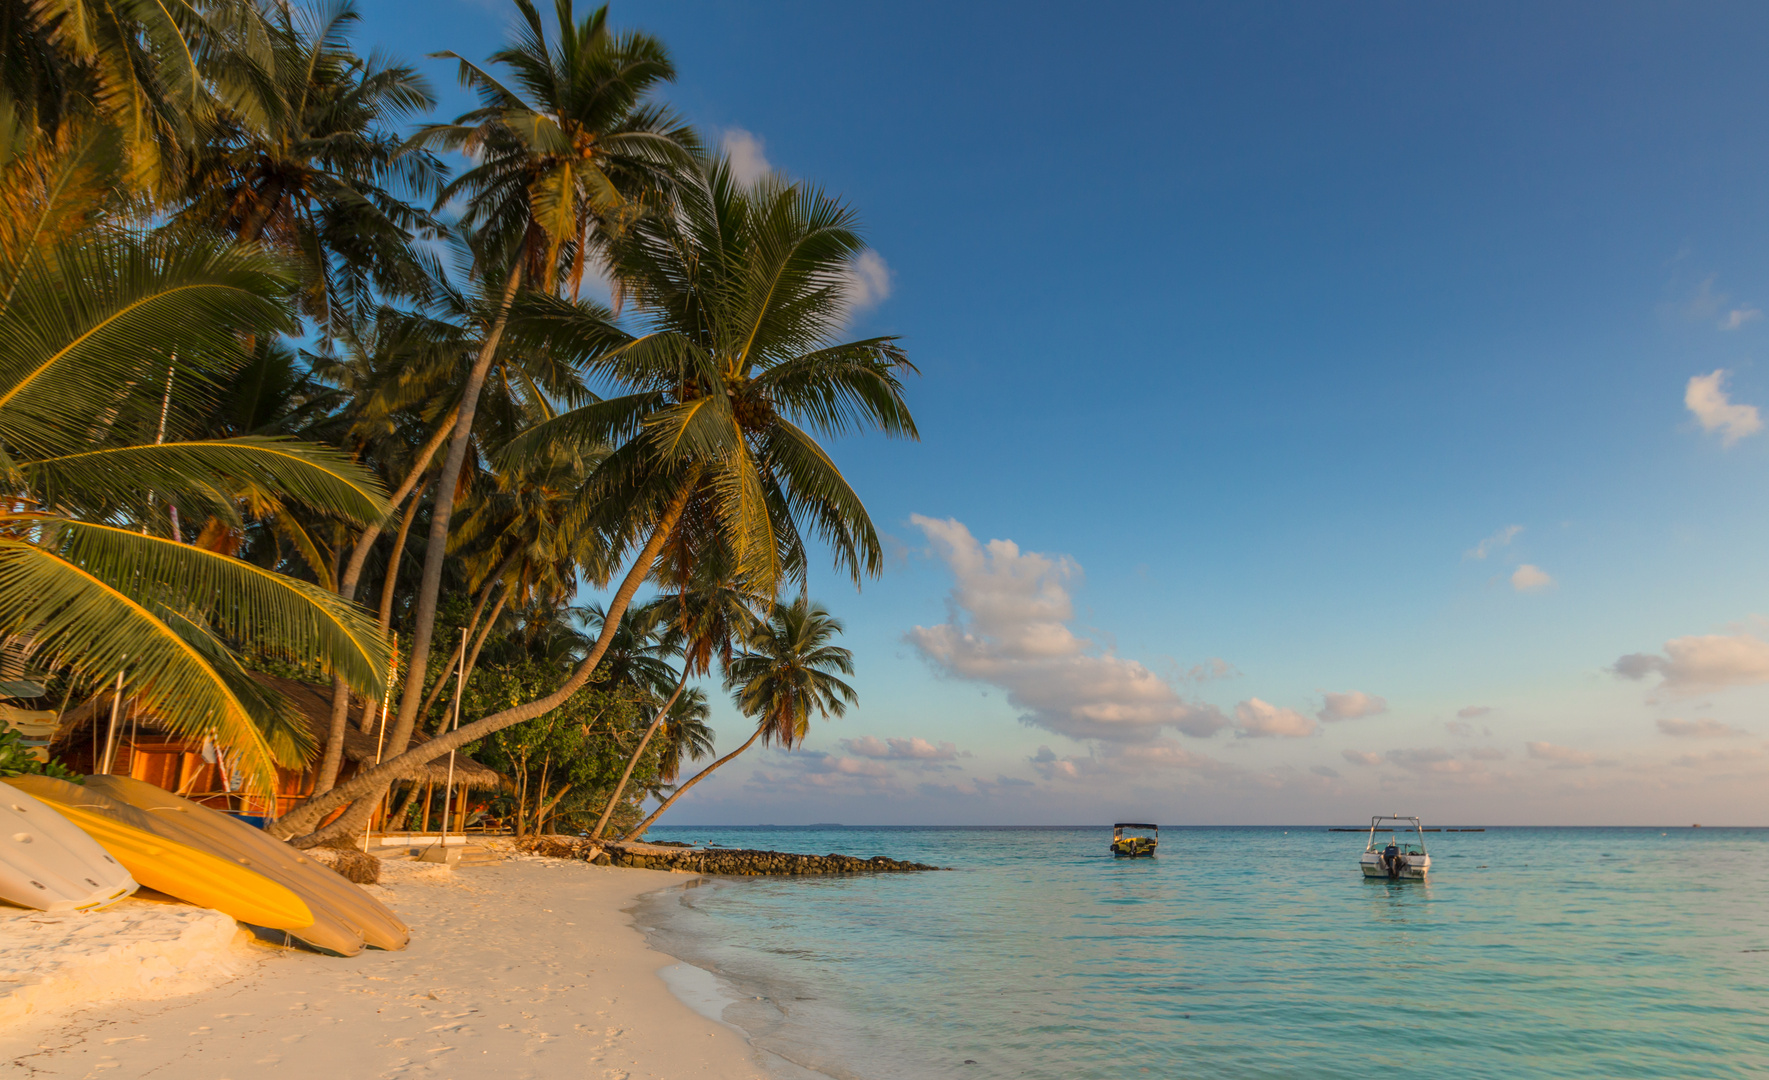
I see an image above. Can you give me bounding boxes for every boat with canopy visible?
[1110,823,1158,858]
[1358,815,1430,879]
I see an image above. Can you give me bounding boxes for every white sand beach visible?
[2,856,781,1079]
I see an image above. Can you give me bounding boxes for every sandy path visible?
[3,857,778,1080]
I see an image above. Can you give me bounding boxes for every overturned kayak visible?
[4,777,313,932]
[0,785,136,912]
[84,775,408,954]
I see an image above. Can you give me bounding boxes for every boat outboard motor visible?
[1382,843,1401,879]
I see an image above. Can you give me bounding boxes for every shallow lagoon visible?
[640,826,1769,1079]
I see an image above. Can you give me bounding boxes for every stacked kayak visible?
[86,775,408,954]
[0,786,136,912]
[4,776,407,956]
[5,776,311,931]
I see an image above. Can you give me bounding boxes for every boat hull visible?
[1110,839,1158,857]
[85,776,410,955]
[5,777,313,931]
[0,787,137,912]
[1359,853,1429,880]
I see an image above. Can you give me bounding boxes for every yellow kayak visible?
[83,775,409,955]
[4,778,313,932]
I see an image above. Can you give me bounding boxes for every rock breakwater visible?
[517,835,940,875]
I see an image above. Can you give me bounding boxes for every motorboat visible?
[1110,822,1158,858]
[1358,815,1430,880]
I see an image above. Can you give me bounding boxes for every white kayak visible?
[0,785,138,912]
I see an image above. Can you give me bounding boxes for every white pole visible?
[365,633,400,851]
[100,669,125,773]
[435,628,466,850]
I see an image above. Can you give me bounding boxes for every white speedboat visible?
[1358,815,1430,880]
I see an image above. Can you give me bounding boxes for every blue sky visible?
[357,1,1769,824]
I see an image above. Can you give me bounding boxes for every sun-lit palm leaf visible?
[31,521,388,695]
[26,437,389,525]
[0,234,291,456]
[0,539,290,793]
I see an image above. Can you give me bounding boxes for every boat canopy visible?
[1113,823,1158,830]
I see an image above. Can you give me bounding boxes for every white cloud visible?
[1457,705,1492,719]
[1316,690,1387,722]
[1669,746,1766,768]
[745,748,902,794]
[1685,369,1762,445]
[1526,741,1603,769]
[844,736,963,761]
[907,516,1228,741]
[1030,740,1228,782]
[1721,306,1763,331]
[1234,698,1318,739]
[1613,630,1769,693]
[1444,720,1474,737]
[843,249,892,311]
[1177,658,1239,684]
[1684,275,1725,320]
[721,128,773,186]
[1341,750,1382,766]
[1385,747,1460,771]
[1511,564,1554,592]
[1655,717,1750,739]
[1466,525,1523,561]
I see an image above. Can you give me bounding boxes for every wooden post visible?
[420,781,433,834]
[100,670,125,773]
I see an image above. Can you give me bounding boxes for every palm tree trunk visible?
[590,674,687,842]
[622,723,764,841]
[380,264,524,768]
[269,476,697,844]
[376,479,426,631]
[310,421,453,797]
[414,571,509,725]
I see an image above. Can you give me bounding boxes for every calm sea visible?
[637,826,1769,1080]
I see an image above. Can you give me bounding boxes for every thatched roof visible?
[50,674,504,790]
[255,675,504,790]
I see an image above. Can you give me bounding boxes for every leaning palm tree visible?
[624,597,854,839]
[272,155,915,845]
[344,1,698,821]
[588,572,764,841]
[0,209,391,794]
[651,685,713,784]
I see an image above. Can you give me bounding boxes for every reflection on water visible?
[636,826,1769,1079]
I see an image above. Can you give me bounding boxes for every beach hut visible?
[46,674,504,830]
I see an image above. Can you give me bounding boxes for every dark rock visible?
[307,843,381,884]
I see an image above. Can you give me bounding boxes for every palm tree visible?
[0,187,391,794]
[588,573,763,841]
[342,1,698,830]
[1,0,271,193]
[177,0,446,334]
[418,0,698,296]
[272,156,915,845]
[624,597,854,839]
[650,685,713,783]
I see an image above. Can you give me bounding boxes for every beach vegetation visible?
[1,0,912,842]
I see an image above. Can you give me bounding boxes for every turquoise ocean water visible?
[637,826,1769,1079]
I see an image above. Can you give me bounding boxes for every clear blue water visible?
[637,826,1769,1079]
